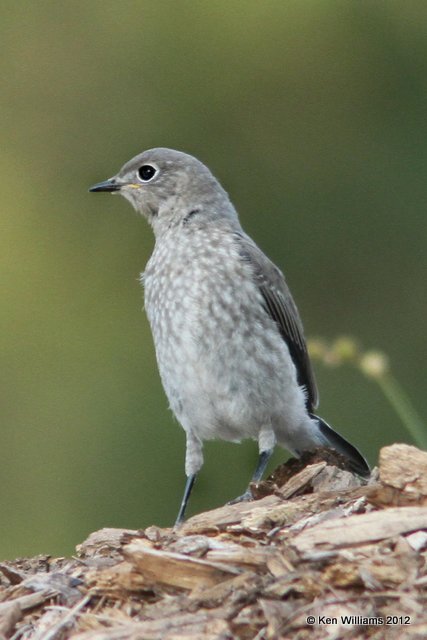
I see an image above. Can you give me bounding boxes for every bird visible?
[89,148,370,525]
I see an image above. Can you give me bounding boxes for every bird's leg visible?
[174,473,197,527]
[228,427,275,504]
[174,430,203,527]
[228,448,274,504]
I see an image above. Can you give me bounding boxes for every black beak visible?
[89,178,121,193]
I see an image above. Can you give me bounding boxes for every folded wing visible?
[234,231,319,411]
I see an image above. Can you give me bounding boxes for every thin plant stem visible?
[374,372,427,450]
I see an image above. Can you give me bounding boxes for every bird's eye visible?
[137,165,157,182]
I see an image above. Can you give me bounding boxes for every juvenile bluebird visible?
[89,148,370,525]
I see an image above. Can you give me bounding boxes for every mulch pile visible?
[1,443,427,639]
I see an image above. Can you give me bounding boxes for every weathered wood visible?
[292,506,427,554]
[123,540,241,590]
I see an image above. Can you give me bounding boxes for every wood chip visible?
[0,600,22,637]
[73,610,232,640]
[292,506,427,554]
[76,528,141,558]
[124,539,240,590]
[379,444,427,495]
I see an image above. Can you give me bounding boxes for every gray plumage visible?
[89,148,369,524]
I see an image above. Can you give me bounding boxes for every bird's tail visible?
[309,413,370,478]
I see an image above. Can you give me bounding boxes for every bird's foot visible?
[227,489,253,505]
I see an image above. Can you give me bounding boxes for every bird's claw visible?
[227,489,253,505]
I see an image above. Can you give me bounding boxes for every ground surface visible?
[1,444,427,639]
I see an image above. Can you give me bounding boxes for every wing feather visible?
[234,231,319,410]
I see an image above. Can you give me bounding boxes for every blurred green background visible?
[1,1,426,559]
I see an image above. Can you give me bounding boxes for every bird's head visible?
[89,148,238,234]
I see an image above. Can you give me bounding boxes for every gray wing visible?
[234,231,319,410]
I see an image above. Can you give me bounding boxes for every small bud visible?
[331,336,359,363]
[307,337,328,361]
[359,351,389,379]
